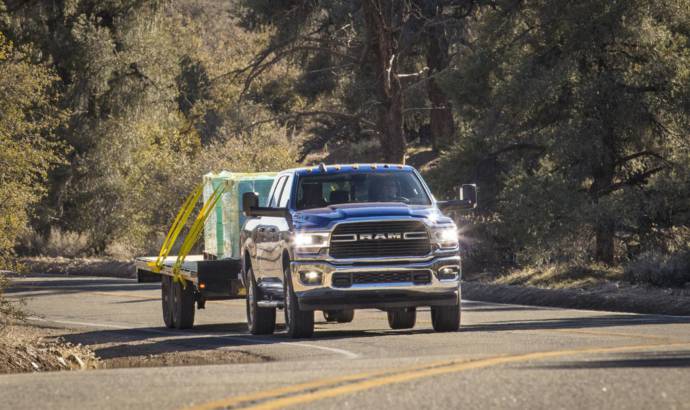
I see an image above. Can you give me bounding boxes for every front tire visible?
[323,310,355,323]
[245,268,276,335]
[172,279,195,329]
[387,308,416,329]
[284,266,314,338]
[431,289,461,332]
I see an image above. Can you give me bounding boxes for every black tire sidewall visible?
[246,267,276,335]
[161,276,174,328]
[284,266,314,338]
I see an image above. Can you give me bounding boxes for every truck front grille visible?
[332,270,432,288]
[329,220,430,259]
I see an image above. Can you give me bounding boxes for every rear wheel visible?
[172,279,195,329]
[387,308,416,329]
[431,288,461,332]
[161,276,174,328]
[284,266,314,338]
[245,268,276,335]
[323,310,355,323]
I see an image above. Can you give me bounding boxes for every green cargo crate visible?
[203,171,276,260]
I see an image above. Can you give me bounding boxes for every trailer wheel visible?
[284,266,314,338]
[172,279,195,329]
[323,310,355,323]
[246,268,276,335]
[161,276,174,328]
[387,308,416,329]
[431,288,461,332]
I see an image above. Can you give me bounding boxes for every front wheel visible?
[284,266,314,338]
[245,268,276,335]
[431,289,461,332]
[387,308,416,329]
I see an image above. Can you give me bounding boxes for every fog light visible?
[299,270,323,285]
[438,266,459,280]
[199,282,206,289]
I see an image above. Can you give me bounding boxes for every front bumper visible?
[290,256,461,311]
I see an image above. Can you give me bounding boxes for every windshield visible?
[295,172,431,210]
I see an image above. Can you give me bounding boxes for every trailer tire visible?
[246,268,276,335]
[323,310,355,323]
[284,266,314,338]
[387,308,416,329]
[431,288,461,332]
[172,279,195,329]
[161,276,174,328]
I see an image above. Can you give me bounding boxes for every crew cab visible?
[241,163,476,338]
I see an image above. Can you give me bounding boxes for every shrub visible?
[624,249,690,287]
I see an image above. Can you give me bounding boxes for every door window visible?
[269,176,287,208]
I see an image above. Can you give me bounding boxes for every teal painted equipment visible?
[202,171,276,259]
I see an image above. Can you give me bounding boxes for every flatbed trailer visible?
[135,255,245,329]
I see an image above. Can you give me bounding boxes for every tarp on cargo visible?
[203,171,276,260]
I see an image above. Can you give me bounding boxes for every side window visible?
[269,176,287,208]
[278,175,293,208]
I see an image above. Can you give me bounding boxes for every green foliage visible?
[430,0,690,267]
[0,32,65,269]
[1,0,688,285]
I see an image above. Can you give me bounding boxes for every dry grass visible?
[0,324,100,374]
[493,263,624,290]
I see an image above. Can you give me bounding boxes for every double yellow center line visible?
[186,341,690,410]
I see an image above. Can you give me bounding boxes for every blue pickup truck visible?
[136,163,475,338]
[241,164,476,338]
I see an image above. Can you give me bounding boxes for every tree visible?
[431,0,690,265]
[0,31,64,268]
[237,0,472,163]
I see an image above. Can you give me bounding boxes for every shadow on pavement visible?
[6,278,157,296]
[59,310,690,361]
[538,351,690,369]
[462,314,690,333]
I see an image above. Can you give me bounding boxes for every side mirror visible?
[460,184,477,207]
[437,183,478,211]
[242,192,259,216]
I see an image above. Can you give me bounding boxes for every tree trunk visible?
[423,1,455,151]
[590,131,616,265]
[594,220,615,264]
[362,0,406,164]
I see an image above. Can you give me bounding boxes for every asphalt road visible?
[2,275,690,410]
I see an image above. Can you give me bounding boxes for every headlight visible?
[433,226,459,249]
[293,232,329,249]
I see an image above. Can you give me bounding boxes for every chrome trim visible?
[331,234,357,242]
[403,231,428,240]
[290,255,460,295]
[327,218,431,259]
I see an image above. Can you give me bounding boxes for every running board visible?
[257,300,284,308]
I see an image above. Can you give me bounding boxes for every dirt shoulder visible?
[464,268,690,316]
[0,324,100,374]
[0,322,269,375]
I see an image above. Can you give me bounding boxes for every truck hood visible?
[292,203,453,230]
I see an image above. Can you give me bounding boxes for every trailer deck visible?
[135,255,244,300]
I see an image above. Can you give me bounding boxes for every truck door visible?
[255,175,288,281]
[263,174,293,280]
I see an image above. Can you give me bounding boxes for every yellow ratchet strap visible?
[148,183,203,273]
[172,183,225,287]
